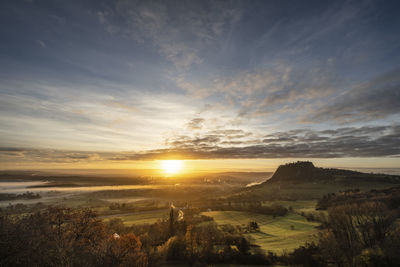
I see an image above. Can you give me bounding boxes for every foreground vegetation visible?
[1,164,400,266]
[0,206,279,266]
[2,185,400,266]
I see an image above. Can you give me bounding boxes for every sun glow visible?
[160,160,183,175]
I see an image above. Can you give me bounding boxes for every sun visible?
[160,160,183,175]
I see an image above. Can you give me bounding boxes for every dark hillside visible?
[266,161,400,184]
[317,186,400,210]
[237,162,400,201]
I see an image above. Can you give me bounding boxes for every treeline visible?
[108,201,169,213]
[206,200,288,217]
[317,186,400,210]
[0,202,47,214]
[0,191,41,201]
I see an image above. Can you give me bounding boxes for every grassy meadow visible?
[100,208,170,225]
[202,200,319,254]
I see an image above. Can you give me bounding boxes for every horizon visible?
[2,160,400,177]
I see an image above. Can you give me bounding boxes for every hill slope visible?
[238,161,400,201]
[266,161,400,184]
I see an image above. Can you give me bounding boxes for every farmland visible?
[202,200,320,254]
[100,208,170,225]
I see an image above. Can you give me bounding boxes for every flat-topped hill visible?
[266,161,400,184]
[238,162,400,201]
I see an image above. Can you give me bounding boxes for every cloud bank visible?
[1,125,399,164]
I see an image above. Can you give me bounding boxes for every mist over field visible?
[1,0,400,266]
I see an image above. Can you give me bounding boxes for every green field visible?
[100,209,169,225]
[202,210,319,254]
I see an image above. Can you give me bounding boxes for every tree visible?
[159,236,186,262]
[319,201,396,266]
[237,237,250,255]
[104,233,147,267]
[247,221,259,232]
[169,207,174,237]
[185,225,198,258]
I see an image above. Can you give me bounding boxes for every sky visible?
[0,0,399,171]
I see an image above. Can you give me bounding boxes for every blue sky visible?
[0,0,399,169]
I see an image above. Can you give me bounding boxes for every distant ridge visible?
[266,161,400,184]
